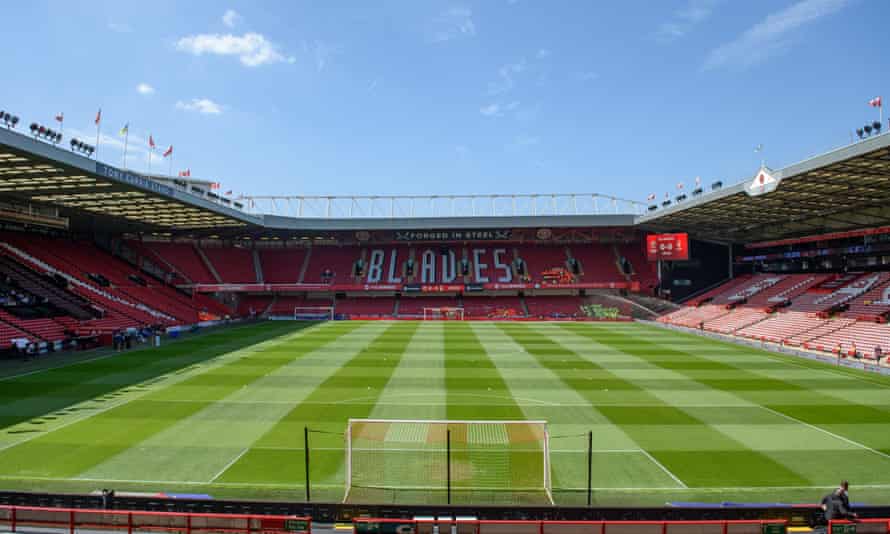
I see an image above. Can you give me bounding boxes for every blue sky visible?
[2,0,887,203]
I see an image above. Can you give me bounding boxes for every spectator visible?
[875,345,882,363]
[821,481,857,522]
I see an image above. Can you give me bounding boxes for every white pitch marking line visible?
[758,405,890,462]
[5,473,890,492]
[209,447,250,483]
[638,448,688,489]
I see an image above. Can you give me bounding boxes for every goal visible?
[344,419,551,503]
[422,307,465,320]
[293,306,334,320]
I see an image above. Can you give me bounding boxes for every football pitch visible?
[2,319,890,506]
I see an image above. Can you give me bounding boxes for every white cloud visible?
[430,6,476,43]
[176,98,224,115]
[704,0,849,70]
[488,59,527,95]
[656,0,719,42]
[136,83,155,96]
[480,103,501,117]
[480,101,519,118]
[175,32,295,67]
[108,22,132,33]
[303,40,341,72]
[507,134,540,150]
[222,9,242,28]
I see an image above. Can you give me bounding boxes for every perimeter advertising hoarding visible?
[646,233,689,261]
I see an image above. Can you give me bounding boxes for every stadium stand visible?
[336,296,395,317]
[302,247,357,284]
[258,248,307,283]
[787,272,883,314]
[140,242,218,284]
[201,246,257,283]
[567,243,622,283]
[703,307,768,334]
[525,295,583,317]
[806,320,890,358]
[841,272,890,321]
[397,296,459,317]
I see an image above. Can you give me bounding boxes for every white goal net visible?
[422,307,465,320]
[293,306,334,320]
[344,419,551,503]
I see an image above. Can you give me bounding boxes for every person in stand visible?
[821,481,857,524]
[875,345,883,364]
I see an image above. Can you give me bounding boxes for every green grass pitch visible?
[2,319,890,506]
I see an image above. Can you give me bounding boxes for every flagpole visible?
[95,112,101,159]
[148,147,152,173]
[123,129,129,169]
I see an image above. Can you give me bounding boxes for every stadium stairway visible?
[805,320,890,357]
[841,272,890,321]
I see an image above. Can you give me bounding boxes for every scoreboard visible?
[646,233,690,261]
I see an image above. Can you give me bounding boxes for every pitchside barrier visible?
[352,518,791,534]
[830,520,890,534]
[0,505,311,534]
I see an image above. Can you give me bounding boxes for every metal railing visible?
[240,193,647,219]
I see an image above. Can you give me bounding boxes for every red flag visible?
[676,182,684,190]
[210,182,220,190]
[95,109,101,125]
[55,113,64,123]
[870,96,882,108]
[162,145,173,157]
[149,135,156,149]
[178,169,191,177]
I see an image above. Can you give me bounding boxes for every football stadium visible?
[3,3,890,533]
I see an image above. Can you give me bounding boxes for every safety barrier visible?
[353,518,788,534]
[830,519,890,534]
[0,505,311,534]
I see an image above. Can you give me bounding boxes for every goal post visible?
[292,306,334,321]
[422,307,465,321]
[344,419,551,504]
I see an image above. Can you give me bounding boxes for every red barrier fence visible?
[830,519,890,534]
[0,505,311,534]
[353,518,789,534]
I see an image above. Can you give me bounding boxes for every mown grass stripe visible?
[0,321,304,430]
[559,323,890,485]
[0,322,359,478]
[216,321,420,492]
[499,323,808,488]
[79,322,382,483]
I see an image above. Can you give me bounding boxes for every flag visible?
[119,123,129,137]
[95,109,101,125]
[676,182,684,190]
[162,145,173,157]
[646,193,656,201]
[178,169,191,177]
[54,113,64,123]
[149,135,155,149]
[870,96,882,108]
[210,182,220,190]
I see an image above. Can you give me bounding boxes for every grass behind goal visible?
[346,419,551,504]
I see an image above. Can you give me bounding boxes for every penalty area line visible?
[638,449,688,489]
[209,447,250,483]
